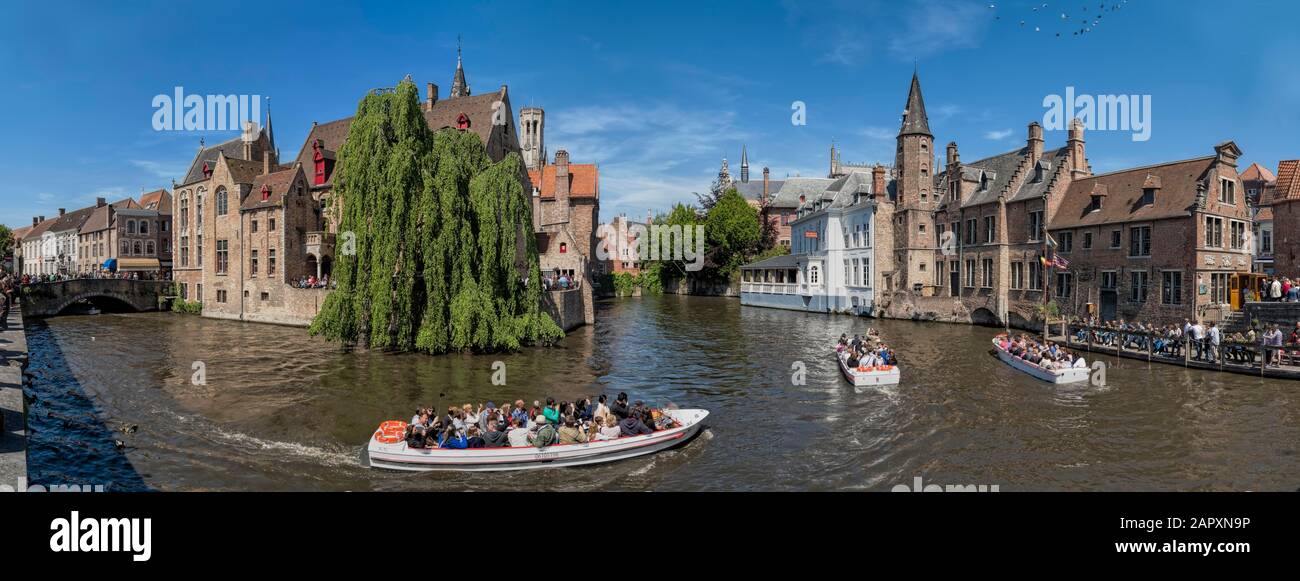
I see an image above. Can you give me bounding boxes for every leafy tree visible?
[310,78,562,354]
[703,188,760,279]
[0,224,12,265]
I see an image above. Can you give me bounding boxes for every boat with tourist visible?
[366,407,709,472]
[834,329,900,388]
[991,333,1090,384]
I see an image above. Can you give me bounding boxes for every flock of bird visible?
[990,1,1130,38]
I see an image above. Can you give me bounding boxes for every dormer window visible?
[979,171,991,192]
[261,184,271,201]
[1141,188,1155,206]
[559,242,568,254]
[202,162,213,179]
[456,113,471,130]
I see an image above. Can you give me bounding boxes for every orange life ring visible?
[373,420,408,444]
[878,365,893,371]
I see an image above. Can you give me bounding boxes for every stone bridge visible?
[19,279,172,317]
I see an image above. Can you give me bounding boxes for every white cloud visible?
[984,129,1014,140]
[130,159,186,181]
[888,1,989,59]
[546,102,752,218]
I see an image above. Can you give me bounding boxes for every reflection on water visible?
[24,295,1300,491]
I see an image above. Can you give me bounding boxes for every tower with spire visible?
[450,36,471,99]
[891,71,937,293]
[740,145,749,183]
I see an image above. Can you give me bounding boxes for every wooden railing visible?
[1066,323,1297,375]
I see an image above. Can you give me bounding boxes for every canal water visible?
[23,295,1300,491]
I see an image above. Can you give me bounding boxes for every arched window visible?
[140,220,149,235]
[216,187,228,216]
[146,240,155,255]
[810,265,820,284]
[179,192,190,231]
[133,241,143,255]
[127,220,136,234]
[121,240,130,255]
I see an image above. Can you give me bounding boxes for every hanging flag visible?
[1040,255,1051,269]
[1045,233,1058,248]
[1052,253,1070,269]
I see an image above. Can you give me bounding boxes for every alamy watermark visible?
[595,222,706,272]
[152,87,262,132]
[1043,86,1151,142]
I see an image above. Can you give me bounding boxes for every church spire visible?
[451,35,471,98]
[899,71,931,137]
[740,145,749,183]
[264,96,277,164]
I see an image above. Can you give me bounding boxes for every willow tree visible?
[310,78,562,353]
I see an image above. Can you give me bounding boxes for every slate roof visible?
[899,72,931,137]
[1051,156,1217,229]
[22,216,58,242]
[741,253,800,270]
[47,205,96,234]
[935,146,1071,210]
[181,135,253,185]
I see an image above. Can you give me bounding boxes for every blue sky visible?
[2,0,1297,228]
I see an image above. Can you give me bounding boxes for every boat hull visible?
[991,340,1090,384]
[366,409,709,472]
[837,353,901,387]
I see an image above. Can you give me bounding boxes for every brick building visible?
[1269,160,1300,276]
[928,120,1091,327]
[1240,162,1277,273]
[77,193,172,275]
[1049,142,1249,325]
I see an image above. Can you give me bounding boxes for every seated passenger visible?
[619,412,654,437]
[558,415,588,444]
[596,415,622,441]
[439,428,468,449]
[466,426,486,448]
[530,416,559,448]
[481,419,508,447]
[506,417,531,447]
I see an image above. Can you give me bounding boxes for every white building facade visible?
[741,170,883,315]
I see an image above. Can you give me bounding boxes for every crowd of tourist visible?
[1071,317,1300,368]
[836,330,897,369]
[0,269,15,332]
[542,273,577,291]
[293,274,332,289]
[18,270,169,284]
[996,332,1087,371]
[1259,276,1300,302]
[402,392,681,449]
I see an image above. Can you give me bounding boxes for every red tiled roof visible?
[243,166,305,210]
[526,164,599,199]
[293,90,509,188]
[1240,162,1277,183]
[1275,160,1300,202]
[1052,156,1216,229]
[138,189,172,213]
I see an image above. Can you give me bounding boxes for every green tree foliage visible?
[0,224,12,263]
[704,188,760,278]
[310,78,563,353]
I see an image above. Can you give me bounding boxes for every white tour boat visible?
[991,338,1090,384]
[366,408,709,472]
[836,351,901,387]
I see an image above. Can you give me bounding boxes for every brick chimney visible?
[554,150,571,222]
[32,216,39,227]
[96,197,106,207]
[264,150,272,175]
[1027,121,1044,165]
[872,164,886,198]
[58,208,65,216]
[425,82,439,111]
[946,141,960,166]
[762,166,771,203]
[1068,118,1087,176]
